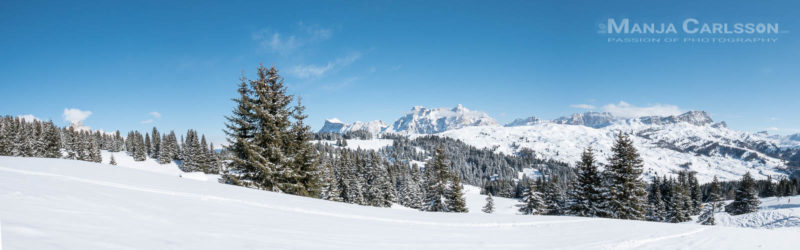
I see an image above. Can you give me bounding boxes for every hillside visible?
[319,105,799,183]
[1,156,798,249]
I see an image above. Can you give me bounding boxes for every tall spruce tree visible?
[726,172,760,215]
[223,65,320,197]
[647,176,666,222]
[688,172,702,215]
[568,148,607,217]
[519,182,545,215]
[42,122,62,158]
[604,133,648,220]
[281,98,320,197]
[422,144,449,212]
[446,174,468,213]
[542,175,565,215]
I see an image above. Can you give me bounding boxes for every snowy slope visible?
[439,122,789,183]
[1,156,798,249]
[714,195,800,229]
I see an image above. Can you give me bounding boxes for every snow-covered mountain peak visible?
[387,105,499,134]
[552,111,618,128]
[639,111,714,126]
[505,116,542,127]
[452,103,468,112]
[319,118,388,135]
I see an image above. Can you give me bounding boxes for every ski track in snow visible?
[0,166,592,228]
[601,228,708,249]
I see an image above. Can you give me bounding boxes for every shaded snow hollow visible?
[1,156,798,249]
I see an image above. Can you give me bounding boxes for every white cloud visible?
[601,101,682,118]
[149,112,162,118]
[291,52,362,79]
[63,108,92,131]
[140,119,154,124]
[17,114,40,122]
[63,108,92,125]
[767,127,780,131]
[252,25,333,55]
[570,104,596,109]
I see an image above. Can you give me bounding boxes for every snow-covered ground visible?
[1,156,798,249]
[712,195,800,229]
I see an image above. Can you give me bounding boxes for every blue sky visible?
[1,0,799,145]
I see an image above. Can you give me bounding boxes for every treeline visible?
[123,128,222,173]
[700,175,798,201]
[0,115,221,173]
[316,143,468,212]
[508,133,770,225]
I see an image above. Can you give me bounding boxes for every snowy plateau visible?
[322,105,800,183]
[1,155,799,249]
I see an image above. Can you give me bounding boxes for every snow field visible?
[1,156,798,249]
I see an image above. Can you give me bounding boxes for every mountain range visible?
[319,105,800,182]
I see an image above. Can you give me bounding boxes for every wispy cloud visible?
[291,52,362,79]
[140,111,161,124]
[63,108,92,131]
[601,101,682,118]
[252,24,333,55]
[570,104,596,109]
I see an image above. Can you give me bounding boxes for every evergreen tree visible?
[699,176,723,225]
[157,133,170,164]
[646,176,666,222]
[761,176,777,198]
[319,158,343,202]
[603,133,648,220]
[669,179,691,223]
[518,182,545,215]
[568,148,607,217]
[281,98,320,196]
[446,175,468,213]
[134,132,146,161]
[688,172,702,215]
[223,65,319,196]
[109,155,117,165]
[542,175,565,215]
[145,133,152,157]
[482,193,495,213]
[726,172,761,215]
[42,122,62,158]
[151,127,161,159]
[89,136,101,163]
[422,144,449,212]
